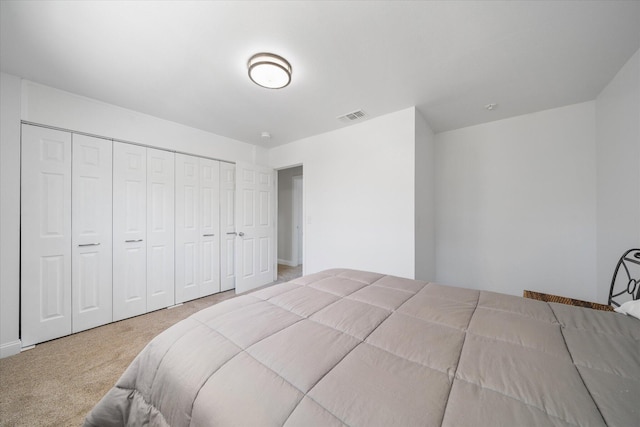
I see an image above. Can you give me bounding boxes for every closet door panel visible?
[147,148,175,311]
[200,159,220,296]
[21,125,72,347]
[220,162,236,291]
[113,142,147,321]
[72,134,112,333]
[175,154,200,303]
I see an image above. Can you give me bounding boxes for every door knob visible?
[238,232,245,237]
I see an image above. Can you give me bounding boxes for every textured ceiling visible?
[1,1,639,147]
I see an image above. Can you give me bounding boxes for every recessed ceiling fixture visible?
[248,53,292,89]
[261,131,271,139]
[485,103,498,111]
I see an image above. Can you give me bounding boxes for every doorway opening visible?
[277,165,303,283]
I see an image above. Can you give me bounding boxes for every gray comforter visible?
[84,269,640,426]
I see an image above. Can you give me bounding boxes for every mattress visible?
[84,269,640,426]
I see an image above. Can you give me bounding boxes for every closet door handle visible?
[78,243,101,247]
[125,239,143,243]
[238,232,245,237]
[202,233,215,237]
[226,232,237,236]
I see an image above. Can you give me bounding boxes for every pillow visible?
[614,299,640,320]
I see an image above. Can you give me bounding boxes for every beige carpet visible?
[0,291,237,427]
[276,263,302,283]
[0,266,302,427]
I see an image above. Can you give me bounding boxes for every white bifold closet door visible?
[21,126,113,344]
[113,143,175,321]
[175,154,220,303]
[220,162,236,291]
[21,126,73,347]
[113,142,147,321]
[146,148,175,311]
[71,134,113,333]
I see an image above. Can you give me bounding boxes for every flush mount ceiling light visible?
[248,53,292,89]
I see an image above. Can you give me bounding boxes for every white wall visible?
[595,49,640,302]
[277,166,303,265]
[0,72,22,358]
[21,81,267,165]
[435,102,598,301]
[415,110,436,281]
[269,108,416,279]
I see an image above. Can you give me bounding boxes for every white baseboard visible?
[0,339,22,359]
[277,259,297,267]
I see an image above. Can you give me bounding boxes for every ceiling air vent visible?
[337,109,367,123]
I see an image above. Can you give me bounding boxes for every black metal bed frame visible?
[608,248,640,307]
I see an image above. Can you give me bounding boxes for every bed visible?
[84,269,640,426]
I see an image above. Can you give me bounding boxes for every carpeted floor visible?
[0,265,301,427]
[275,263,302,284]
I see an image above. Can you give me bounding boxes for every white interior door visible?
[220,162,236,291]
[199,158,220,296]
[71,134,112,333]
[21,125,72,347]
[146,148,175,311]
[175,154,200,303]
[235,162,276,293]
[113,142,147,321]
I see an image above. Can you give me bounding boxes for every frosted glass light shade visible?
[248,53,292,89]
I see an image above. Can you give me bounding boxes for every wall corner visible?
[1,72,23,358]
[414,109,436,281]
